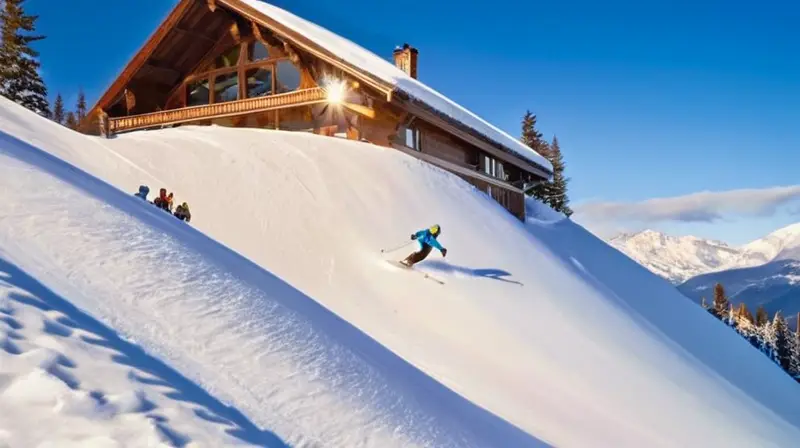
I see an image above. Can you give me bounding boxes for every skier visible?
[174,202,191,222]
[401,224,447,267]
[134,185,150,200]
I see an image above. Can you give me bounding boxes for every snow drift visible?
[2,95,800,446]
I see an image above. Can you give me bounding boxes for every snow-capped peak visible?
[610,223,800,285]
[609,229,739,284]
[730,223,800,269]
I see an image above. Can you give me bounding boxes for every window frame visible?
[182,39,302,106]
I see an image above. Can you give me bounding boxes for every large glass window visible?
[187,78,210,106]
[276,60,301,93]
[214,72,239,103]
[215,46,241,68]
[249,41,270,61]
[246,68,272,98]
[184,41,302,107]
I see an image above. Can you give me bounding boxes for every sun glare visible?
[323,77,347,104]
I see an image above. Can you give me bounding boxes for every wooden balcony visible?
[108,87,328,133]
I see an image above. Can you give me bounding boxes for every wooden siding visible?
[109,87,326,133]
[416,120,477,168]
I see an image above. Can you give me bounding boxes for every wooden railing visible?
[109,87,327,133]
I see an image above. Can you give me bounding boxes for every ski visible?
[385,260,445,285]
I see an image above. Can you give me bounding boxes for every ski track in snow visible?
[0,130,540,447]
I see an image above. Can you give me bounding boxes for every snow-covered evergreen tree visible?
[773,312,794,372]
[711,283,729,320]
[52,93,64,124]
[756,305,768,326]
[0,0,50,116]
[788,329,800,381]
[543,136,573,216]
[521,111,553,200]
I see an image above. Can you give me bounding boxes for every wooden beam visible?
[86,0,194,118]
[142,61,181,83]
[173,27,215,43]
[207,0,217,12]
[218,0,392,97]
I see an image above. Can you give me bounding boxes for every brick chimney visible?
[393,43,418,79]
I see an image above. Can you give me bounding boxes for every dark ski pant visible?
[403,244,433,266]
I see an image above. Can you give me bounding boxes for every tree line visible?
[705,283,800,382]
[520,110,573,216]
[0,0,84,129]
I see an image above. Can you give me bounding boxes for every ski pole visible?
[381,240,413,254]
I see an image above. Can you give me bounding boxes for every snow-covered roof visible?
[239,0,553,174]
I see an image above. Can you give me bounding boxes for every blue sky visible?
[27,0,800,244]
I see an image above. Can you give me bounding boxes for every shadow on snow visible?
[421,260,524,286]
[0,256,289,448]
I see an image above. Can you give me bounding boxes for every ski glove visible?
[411,234,418,240]
[442,248,447,257]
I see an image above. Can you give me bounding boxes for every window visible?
[215,45,241,68]
[182,40,298,107]
[187,78,210,106]
[249,41,270,61]
[246,67,273,98]
[214,72,239,103]
[275,60,301,93]
[398,125,421,151]
[483,155,506,180]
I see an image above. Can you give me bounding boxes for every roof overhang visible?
[81,0,553,180]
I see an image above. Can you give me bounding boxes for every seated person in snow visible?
[134,185,149,201]
[166,192,175,212]
[153,188,169,210]
[401,224,447,267]
[174,202,191,222]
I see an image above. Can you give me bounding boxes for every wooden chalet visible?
[79,0,553,219]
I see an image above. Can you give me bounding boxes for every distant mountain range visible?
[610,223,800,320]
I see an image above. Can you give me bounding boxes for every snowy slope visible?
[238,0,552,173]
[609,230,740,284]
[3,95,800,446]
[0,258,263,447]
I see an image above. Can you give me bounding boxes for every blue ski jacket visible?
[412,229,445,252]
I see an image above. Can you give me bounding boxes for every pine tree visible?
[756,305,769,326]
[772,312,793,372]
[0,0,50,116]
[546,136,573,216]
[64,111,78,130]
[520,111,548,157]
[52,93,65,124]
[733,304,761,349]
[736,302,754,325]
[76,89,87,122]
[789,328,800,380]
[520,111,551,201]
[711,283,729,320]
